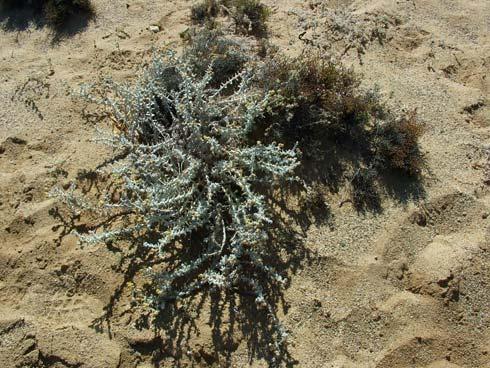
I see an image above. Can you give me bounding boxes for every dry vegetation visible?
[52,2,424,365]
[191,0,270,37]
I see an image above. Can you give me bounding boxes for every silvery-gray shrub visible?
[53,51,298,359]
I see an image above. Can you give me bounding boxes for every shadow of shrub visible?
[0,0,95,39]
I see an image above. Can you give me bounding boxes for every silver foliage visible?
[55,52,298,358]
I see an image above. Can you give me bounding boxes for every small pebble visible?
[149,25,160,33]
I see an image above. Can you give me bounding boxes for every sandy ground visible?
[0,0,489,367]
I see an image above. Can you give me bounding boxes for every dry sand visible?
[0,0,489,367]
